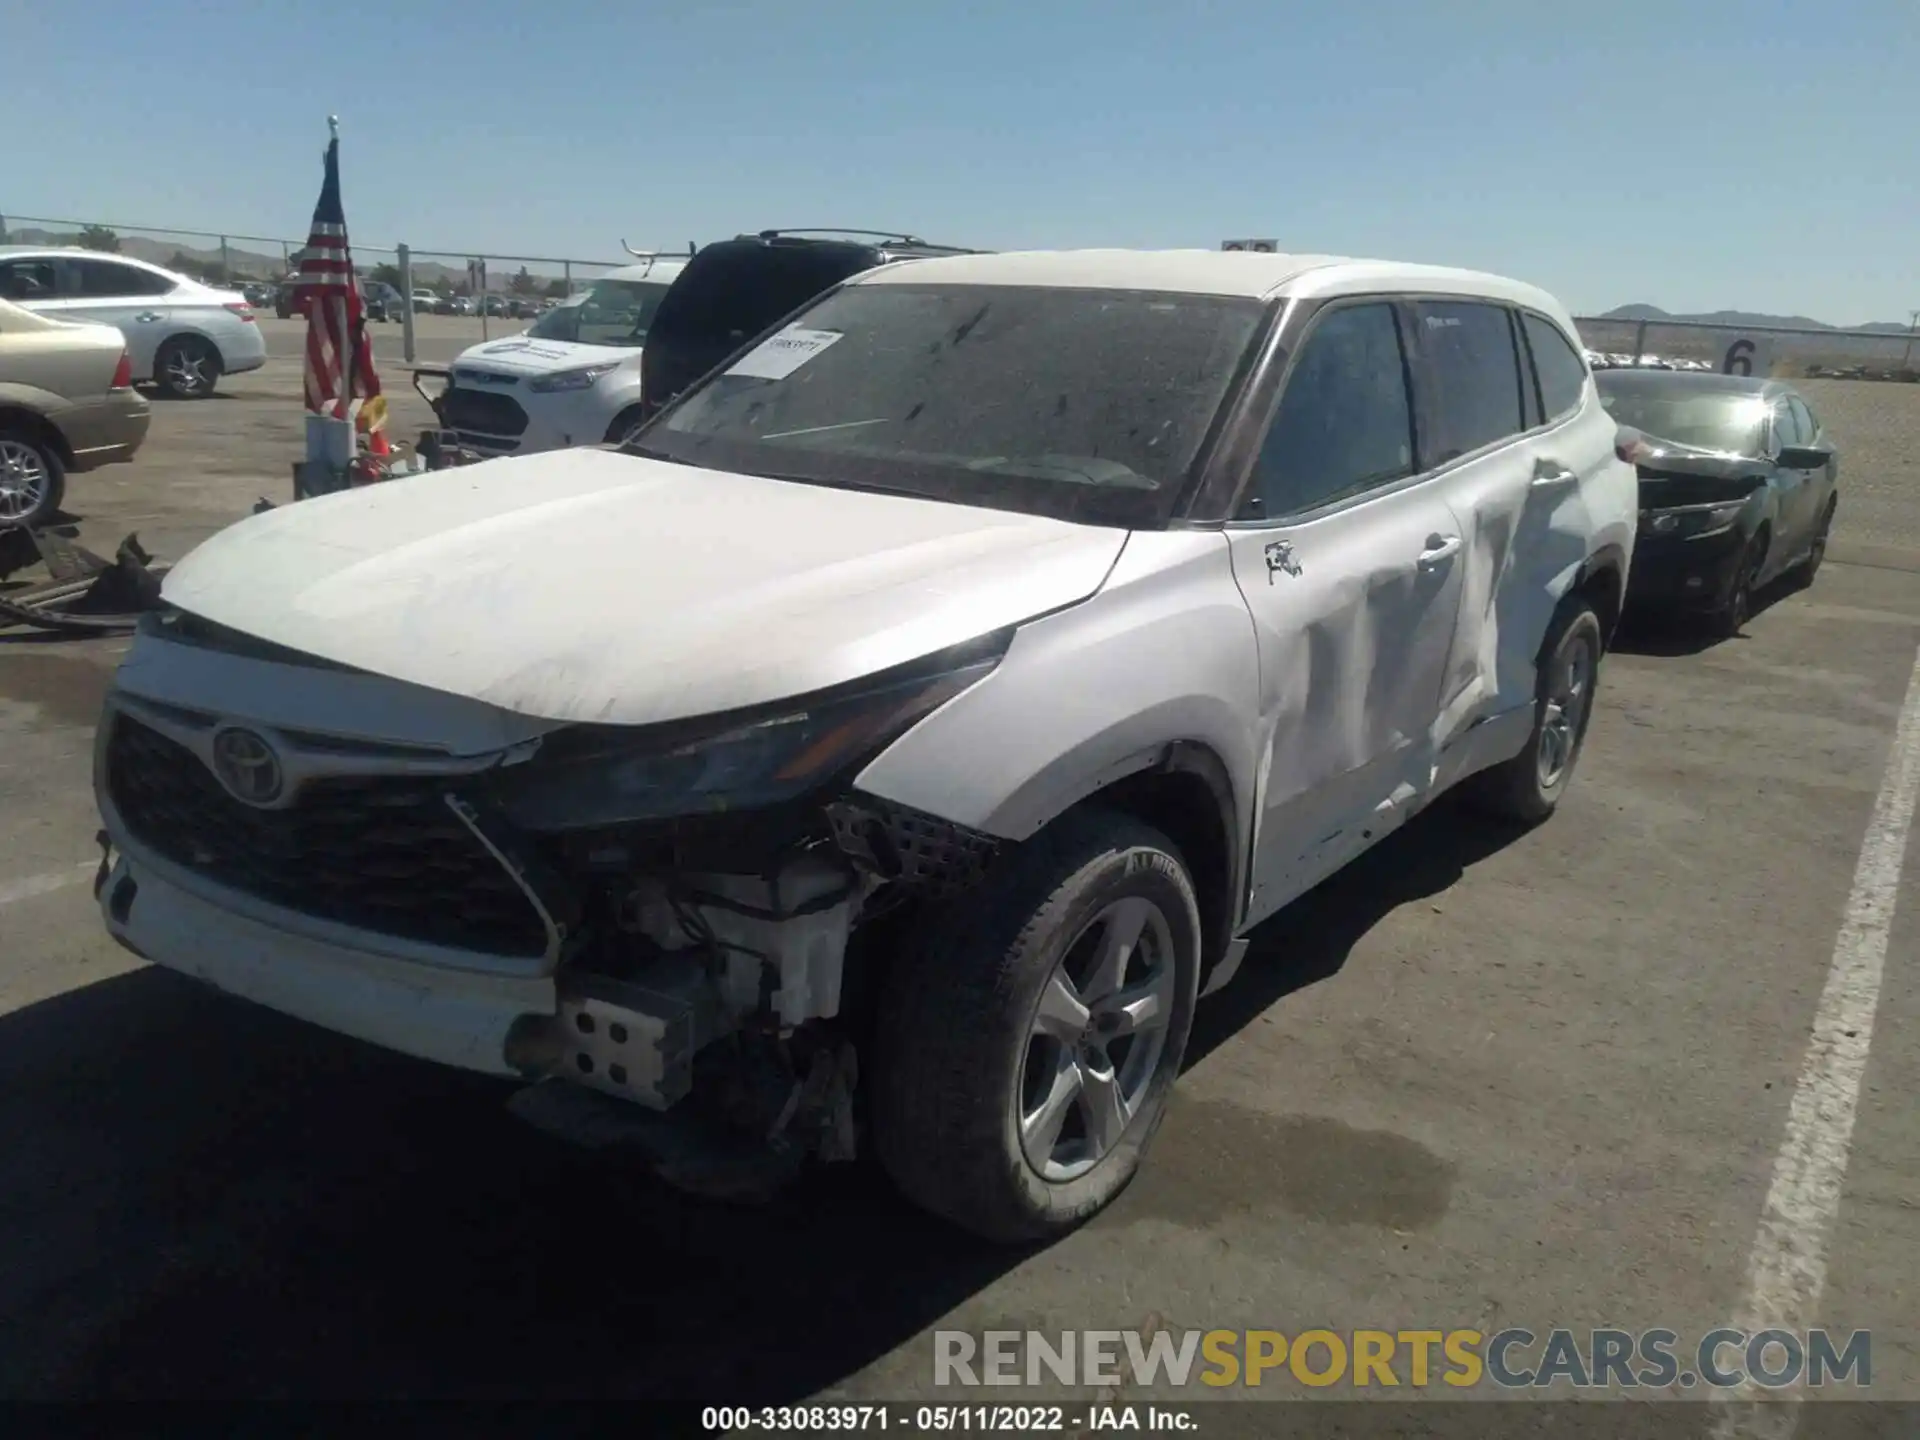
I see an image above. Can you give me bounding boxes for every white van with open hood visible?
[427,252,688,458]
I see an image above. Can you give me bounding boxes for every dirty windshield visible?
[633,282,1268,526]
[526,278,673,348]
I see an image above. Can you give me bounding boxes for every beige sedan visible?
[0,297,150,527]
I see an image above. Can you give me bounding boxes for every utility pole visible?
[1901,309,1919,375]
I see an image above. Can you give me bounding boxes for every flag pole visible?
[302,114,355,493]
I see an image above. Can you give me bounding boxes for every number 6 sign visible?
[1721,336,1775,378]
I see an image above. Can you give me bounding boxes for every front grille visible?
[106,714,549,958]
[440,386,528,438]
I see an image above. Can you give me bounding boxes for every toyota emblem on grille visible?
[210,727,285,806]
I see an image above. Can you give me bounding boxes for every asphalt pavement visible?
[1,361,1915,1420]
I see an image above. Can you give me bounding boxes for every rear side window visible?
[0,259,58,300]
[1413,299,1525,462]
[67,259,175,299]
[1521,312,1589,421]
[1244,302,1415,518]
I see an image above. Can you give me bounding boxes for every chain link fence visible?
[1573,316,1920,383]
[0,212,635,361]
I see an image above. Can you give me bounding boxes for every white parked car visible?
[93,249,1635,1240]
[434,257,686,455]
[411,289,440,314]
[0,248,267,398]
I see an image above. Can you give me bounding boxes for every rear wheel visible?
[154,336,222,399]
[871,808,1201,1242]
[0,425,66,528]
[1466,597,1603,824]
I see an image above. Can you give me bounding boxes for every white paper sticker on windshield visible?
[727,326,844,380]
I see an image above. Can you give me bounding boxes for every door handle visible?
[1531,460,1579,489]
[133,311,163,323]
[1418,534,1462,569]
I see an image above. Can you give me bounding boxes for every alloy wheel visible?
[1537,627,1596,790]
[166,344,212,396]
[1017,896,1178,1183]
[0,438,51,523]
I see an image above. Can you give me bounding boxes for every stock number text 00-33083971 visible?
[703,1404,1115,1432]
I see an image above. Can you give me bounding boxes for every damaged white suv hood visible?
[160,447,1128,726]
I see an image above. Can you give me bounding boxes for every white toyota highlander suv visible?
[93,249,1634,1240]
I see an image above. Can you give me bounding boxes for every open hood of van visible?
[159,447,1129,726]
[451,334,636,376]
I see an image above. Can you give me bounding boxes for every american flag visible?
[294,134,387,450]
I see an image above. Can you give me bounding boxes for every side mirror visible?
[1775,444,1832,471]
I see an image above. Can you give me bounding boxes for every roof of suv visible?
[853,248,1573,320]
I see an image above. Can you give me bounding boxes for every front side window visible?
[1789,395,1818,444]
[1414,300,1525,462]
[1522,312,1590,421]
[636,282,1268,528]
[1243,302,1415,519]
[1770,399,1803,452]
[68,259,175,299]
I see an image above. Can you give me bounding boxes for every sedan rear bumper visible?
[60,390,152,470]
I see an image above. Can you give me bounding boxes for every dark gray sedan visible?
[1597,370,1839,636]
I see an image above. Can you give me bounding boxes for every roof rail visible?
[747,228,931,246]
[620,240,699,259]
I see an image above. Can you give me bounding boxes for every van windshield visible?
[527,278,673,348]
[632,282,1267,528]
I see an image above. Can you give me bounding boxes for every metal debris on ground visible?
[0,528,170,635]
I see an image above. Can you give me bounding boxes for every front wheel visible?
[871,809,1202,1242]
[1710,533,1766,639]
[1795,498,1836,589]
[1465,597,1603,824]
[603,406,649,447]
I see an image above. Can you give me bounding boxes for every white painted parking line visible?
[0,861,94,909]
[1713,643,1920,1438]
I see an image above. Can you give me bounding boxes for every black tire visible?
[0,423,68,529]
[1795,498,1836,589]
[1710,532,1766,639]
[154,336,222,399]
[1465,596,1604,825]
[871,808,1202,1243]
[603,406,649,447]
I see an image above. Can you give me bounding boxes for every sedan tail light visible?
[224,302,257,323]
[111,350,133,389]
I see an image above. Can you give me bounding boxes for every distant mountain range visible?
[1597,304,1910,335]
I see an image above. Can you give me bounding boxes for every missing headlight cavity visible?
[826,794,1001,896]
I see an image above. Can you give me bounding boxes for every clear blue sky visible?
[5,0,1914,323]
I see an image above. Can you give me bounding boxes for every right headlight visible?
[491,639,1008,833]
